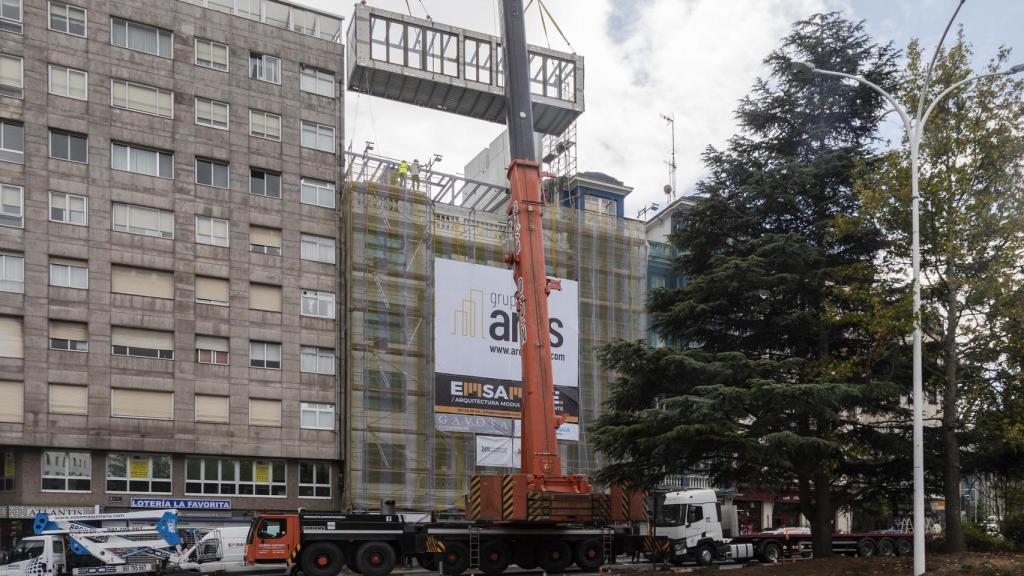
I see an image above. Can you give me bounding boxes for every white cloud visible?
[297,0,837,213]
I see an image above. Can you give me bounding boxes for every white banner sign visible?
[434,258,578,388]
[475,436,522,468]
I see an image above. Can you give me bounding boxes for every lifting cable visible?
[537,0,576,54]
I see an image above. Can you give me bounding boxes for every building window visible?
[49,192,87,226]
[48,64,87,100]
[249,169,280,198]
[196,158,229,188]
[111,389,173,420]
[48,320,87,352]
[300,290,335,319]
[41,450,90,492]
[464,38,491,84]
[49,1,85,37]
[300,122,335,153]
[195,394,228,423]
[0,0,21,33]
[0,451,12,491]
[298,462,331,498]
[249,341,281,369]
[365,310,405,345]
[106,454,171,494]
[248,226,281,256]
[112,142,173,179]
[185,458,286,497]
[300,347,335,375]
[49,383,87,416]
[0,183,22,227]
[48,259,87,289]
[111,265,173,299]
[111,79,173,118]
[195,215,229,247]
[300,66,334,98]
[300,234,335,264]
[110,327,174,360]
[0,252,22,293]
[0,120,22,164]
[365,443,405,485]
[365,233,404,268]
[195,38,228,71]
[110,17,172,58]
[0,54,22,98]
[195,276,229,306]
[49,130,88,163]
[248,52,280,84]
[300,402,335,430]
[300,178,335,208]
[249,110,281,141]
[366,370,406,412]
[195,97,229,129]
[112,203,174,239]
[196,335,229,365]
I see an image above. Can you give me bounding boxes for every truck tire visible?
[441,541,470,576]
[536,540,572,574]
[300,542,345,576]
[895,538,912,556]
[573,539,604,571]
[760,541,781,564]
[877,537,895,556]
[416,553,439,571]
[695,543,715,566]
[479,541,511,576]
[856,538,877,557]
[512,543,537,570]
[354,541,396,576]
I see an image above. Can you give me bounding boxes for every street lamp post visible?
[792,12,1023,576]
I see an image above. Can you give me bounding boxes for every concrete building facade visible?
[0,0,345,535]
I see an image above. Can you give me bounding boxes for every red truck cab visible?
[245,514,300,565]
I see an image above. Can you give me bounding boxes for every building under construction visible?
[342,152,647,510]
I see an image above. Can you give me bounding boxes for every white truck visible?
[650,489,918,565]
[0,510,225,576]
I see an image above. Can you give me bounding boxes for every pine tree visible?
[593,13,904,557]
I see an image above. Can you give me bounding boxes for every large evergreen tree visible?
[592,13,904,556]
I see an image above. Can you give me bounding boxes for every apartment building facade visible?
[0,0,345,536]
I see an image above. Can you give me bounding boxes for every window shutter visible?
[0,381,23,423]
[249,398,281,427]
[250,284,281,312]
[196,276,230,303]
[111,327,174,350]
[49,257,86,268]
[0,316,22,358]
[111,266,174,299]
[195,335,228,351]
[111,389,173,420]
[195,395,229,423]
[49,321,88,341]
[249,226,281,247]
[49,384,88,415]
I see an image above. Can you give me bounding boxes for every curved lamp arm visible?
[920,71,1017,131]
[810,68,914,134]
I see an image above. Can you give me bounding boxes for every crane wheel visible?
[416,553,439,571]
[300,542,345,576]
[536,540,573,574]
[512,543,538,570]
[573,539,604,571]
[354,541,396,576]
[441,541,470,576]
[479,541,512,576]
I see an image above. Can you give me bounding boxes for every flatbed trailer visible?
[724,530,915,563]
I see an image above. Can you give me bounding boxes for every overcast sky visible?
[296,0,1023,216]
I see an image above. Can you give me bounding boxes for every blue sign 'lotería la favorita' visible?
[130,498,231,510]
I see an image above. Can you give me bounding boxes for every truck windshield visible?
[7,540,44,563]
[655,503,684,527]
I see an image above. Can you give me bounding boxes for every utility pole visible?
[661,113,676,199]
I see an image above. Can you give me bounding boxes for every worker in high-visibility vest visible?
[398,160,409,187]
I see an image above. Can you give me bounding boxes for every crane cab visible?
[245,514,300,565]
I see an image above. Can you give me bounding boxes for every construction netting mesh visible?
[343,157,647,511]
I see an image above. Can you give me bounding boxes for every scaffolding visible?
[343,152,647,511]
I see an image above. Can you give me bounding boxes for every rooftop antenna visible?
[661,113,676,200]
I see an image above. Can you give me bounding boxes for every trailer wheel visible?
[441,541,470,576]
[895,537,912,556]
[877,537,895,556]
[760,542,781,564]
[300,542,345,576]
[572,539,604,571]
[536,540,572,574]
[479,541,512,576]
[416,553,439,571]
[695,543,715,566]
[354,541,396,576]
[856,538,877,558]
